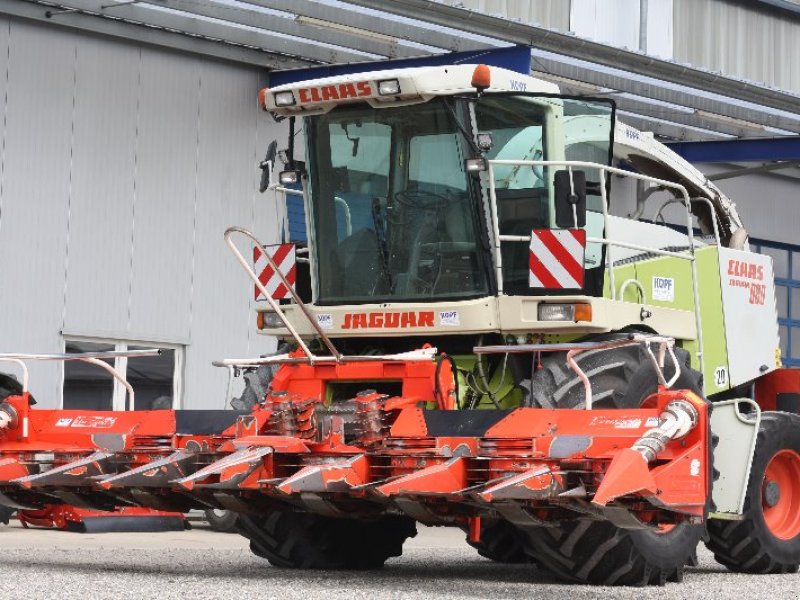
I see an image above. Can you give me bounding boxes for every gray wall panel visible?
[674,0,800,94]
[127,48,200,342]
[0,19,281,409]
[461,0,570,30]
[183,61,272,409]
[63,37,140,336]
[0,21,75,405]
[698,166,800,247]
[250,68,283,357]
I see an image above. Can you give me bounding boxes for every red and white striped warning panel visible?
[253,244,296,301]
[529,229,586,289]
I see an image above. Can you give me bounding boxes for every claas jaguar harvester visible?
[1,62,800,587]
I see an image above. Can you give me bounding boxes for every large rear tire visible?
[519,341,704,585]
[237,511,416,569]
[706,412,800,574]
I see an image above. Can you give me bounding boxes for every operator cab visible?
[271,67,615,307]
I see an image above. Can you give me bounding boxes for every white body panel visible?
[266,64,558,115]
[259,295,696,341]
[710,399,760,517]
[718,247,780,387]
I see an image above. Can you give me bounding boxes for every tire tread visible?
[706,412,800,574]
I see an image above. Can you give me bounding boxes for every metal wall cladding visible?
[462,0,798,93]
[460,0,570,30]
[701,165,800,247]
[673,0,800,94]
[0,21,75,403]
[0,18,284,408]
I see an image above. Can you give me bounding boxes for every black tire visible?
[0,371,35,405]
[466,519,529,564]
[237,511,416,569]
[204,508,239,533]
[520,521,702,585]
[519,342,704,585]
[524,341,701,409]
[706,412,800,574]
[0,505,15,525]
[230,343,290,410]
[231,365,275,410]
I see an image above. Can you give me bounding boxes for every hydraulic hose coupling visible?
[0,402,17,431]
[632,399,699,463]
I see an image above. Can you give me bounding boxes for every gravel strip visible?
[0,527,798,599]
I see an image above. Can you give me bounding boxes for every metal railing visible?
[485,159,706,375]
[224,227,442,368]
[0,349,160,410]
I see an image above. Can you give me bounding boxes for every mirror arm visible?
[287,116,296,170]
[567,166,579,229]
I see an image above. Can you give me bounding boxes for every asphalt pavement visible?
[0,520,797,599]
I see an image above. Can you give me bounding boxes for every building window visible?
[62,338,183,411]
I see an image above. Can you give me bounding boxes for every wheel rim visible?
[762,449,800,540]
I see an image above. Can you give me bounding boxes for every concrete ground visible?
[0,520,797,599]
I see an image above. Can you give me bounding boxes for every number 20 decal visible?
[714,366,728,387]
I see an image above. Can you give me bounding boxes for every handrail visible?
[212,347,438,369]
[224,226,342,364]
[654,196,721,245]
[0,349,161,408]
[485,158,704,376]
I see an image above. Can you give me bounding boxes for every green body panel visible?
[686,247,730,395]
[453,355,521,409]
[604,246,730,396]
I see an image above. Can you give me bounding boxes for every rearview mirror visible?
[554,169,587,229]
[258,140,278,193]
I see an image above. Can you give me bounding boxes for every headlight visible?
[279,170,300,185]
[273,91,296,106]
[538,303,592,322]
[257,311,284,329]
[377,79,400,95]
[464,158,487,172]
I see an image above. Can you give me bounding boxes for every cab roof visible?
[260,64,560,116]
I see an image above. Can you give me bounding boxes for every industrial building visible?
[1,0,799,410]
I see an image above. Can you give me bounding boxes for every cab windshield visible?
[306,98,489,304]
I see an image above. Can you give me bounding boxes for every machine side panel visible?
[718,247,780,388]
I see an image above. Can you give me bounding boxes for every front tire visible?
[706,412,800,574]
[524,339,700,409]
[204,508,238,533]
[0,505,14,525]
[466,519,529,564]
[519,521,702,585]
[520,342,704,585]
[238,511,416,569]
